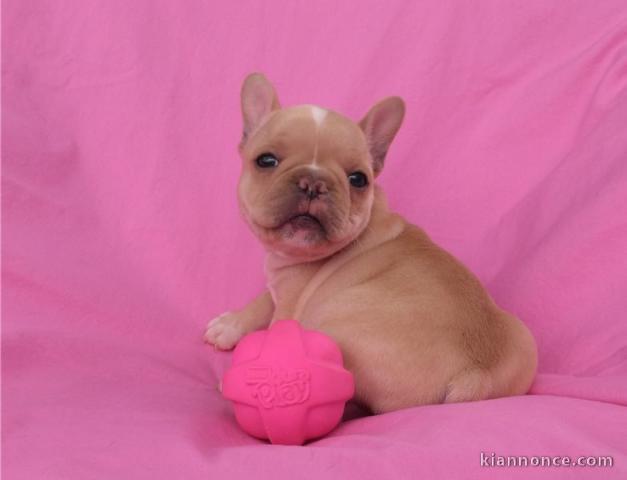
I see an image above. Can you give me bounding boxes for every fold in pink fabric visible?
[3,1,627,478]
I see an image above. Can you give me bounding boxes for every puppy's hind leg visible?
[443,368,493,404]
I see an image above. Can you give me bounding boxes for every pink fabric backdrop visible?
[3,1,627,478]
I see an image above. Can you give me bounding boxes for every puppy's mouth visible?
[284,213,324,231]
[267,210,329,246]
[247,200,361,259]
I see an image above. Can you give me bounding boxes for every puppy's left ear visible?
[359,97,405,176]
[240,73,281,145]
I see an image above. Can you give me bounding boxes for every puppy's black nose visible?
[298,176,328,199]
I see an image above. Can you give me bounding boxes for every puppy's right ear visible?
[240,73,281,145]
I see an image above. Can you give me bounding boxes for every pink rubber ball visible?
[222,320,355,445]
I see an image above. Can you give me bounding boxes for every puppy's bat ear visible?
[359,97,405,176]
[240,73,281,145]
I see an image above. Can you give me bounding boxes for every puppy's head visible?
[237,73,405,261]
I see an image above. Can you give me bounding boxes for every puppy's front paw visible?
[204,312,245,350]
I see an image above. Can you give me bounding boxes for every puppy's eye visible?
[255,153,279,168]
[348,171,369,188]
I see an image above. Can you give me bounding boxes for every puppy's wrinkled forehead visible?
[246,105,370,168]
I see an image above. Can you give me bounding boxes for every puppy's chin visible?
[250,214,363,262]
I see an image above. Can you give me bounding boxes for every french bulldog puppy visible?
[205,73,537,413]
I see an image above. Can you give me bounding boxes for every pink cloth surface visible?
[3,1,627,478]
